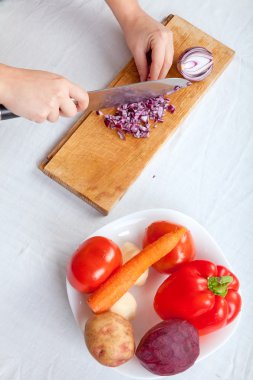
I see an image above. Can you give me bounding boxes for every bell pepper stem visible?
[208,275,233,297]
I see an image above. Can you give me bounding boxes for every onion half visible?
[177,47,213,82]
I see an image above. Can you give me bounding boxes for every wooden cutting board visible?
[40,14,234,215]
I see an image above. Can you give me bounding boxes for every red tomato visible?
[67,236,122,293]
[143,221,195,273]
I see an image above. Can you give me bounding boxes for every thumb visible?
[133,48,149,82]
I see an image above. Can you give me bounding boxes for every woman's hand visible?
[122,10,174,82]
[106,0,174,82]
[0,65,89,122]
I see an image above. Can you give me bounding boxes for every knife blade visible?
[0,78,190,121]
[88,78,190,110]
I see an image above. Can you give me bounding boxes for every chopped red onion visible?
[167,104,175,114]
[117,130,126,140]
[177,47,213,82]
[97,95,175,139]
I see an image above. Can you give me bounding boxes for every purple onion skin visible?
[136,319,200,376]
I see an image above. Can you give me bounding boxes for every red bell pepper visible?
[154,260,241,335]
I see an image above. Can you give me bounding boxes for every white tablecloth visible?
[0,1,253,379]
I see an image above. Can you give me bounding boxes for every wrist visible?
[106,0,143,30]
[121,7,145,32]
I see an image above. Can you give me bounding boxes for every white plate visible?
[66,209,240,379]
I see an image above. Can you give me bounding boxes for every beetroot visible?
[136,319,199,376]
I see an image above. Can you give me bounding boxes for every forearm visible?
[105,0,143,31]
[0,64,13,105]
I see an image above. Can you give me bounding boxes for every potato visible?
[121,242,139,262]
[110,291,137,320]
[121,242,149,286]
[85,311,135,367]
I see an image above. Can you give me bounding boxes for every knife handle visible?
[0,105,19,121]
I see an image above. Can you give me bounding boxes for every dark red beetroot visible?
[136,319,199,376]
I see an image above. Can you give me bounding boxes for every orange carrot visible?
[87,227,186,314]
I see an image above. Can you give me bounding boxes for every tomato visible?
[143,221,195,273]
[67,236,122,293]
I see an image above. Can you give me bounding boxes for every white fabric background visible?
[0,0,252,379]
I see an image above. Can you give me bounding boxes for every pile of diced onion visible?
[96,95,175,140]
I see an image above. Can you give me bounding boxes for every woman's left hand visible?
[122,10,174,81]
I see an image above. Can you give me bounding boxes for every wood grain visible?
[40,15,235,215]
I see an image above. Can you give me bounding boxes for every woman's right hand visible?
[0,65,89,123]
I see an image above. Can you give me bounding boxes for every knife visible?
[0,78,190,121]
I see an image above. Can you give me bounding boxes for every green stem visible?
[207,275,233,297]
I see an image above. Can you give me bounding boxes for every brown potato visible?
[85,311,135,367]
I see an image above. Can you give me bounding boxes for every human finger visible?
[133,47,149,82]
[158,44,174,79]
[47,108,60,123]
[69,83,89,112]
[149,42,166,80]
[59,99,78,117]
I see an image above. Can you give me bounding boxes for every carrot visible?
[87,227,186,314]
